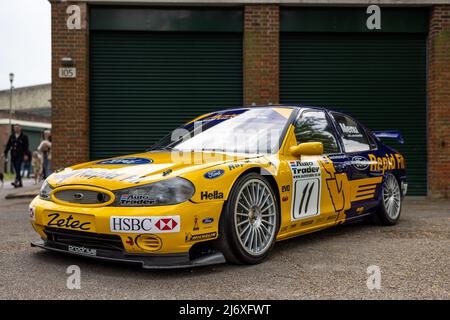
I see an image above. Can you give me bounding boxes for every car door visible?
[328,111,382,217]
[287,108,350,227]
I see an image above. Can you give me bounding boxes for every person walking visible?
[2,124,29,188]
[0,146,4,187]
[38,130,52,179]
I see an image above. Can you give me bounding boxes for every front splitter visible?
[31,239,226,269]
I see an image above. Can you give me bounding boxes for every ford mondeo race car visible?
[30,106,407,268]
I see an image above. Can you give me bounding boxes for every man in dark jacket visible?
[3,125,29,188]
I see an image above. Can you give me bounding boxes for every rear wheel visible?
[375,173,402,225]
[217,173,279,264]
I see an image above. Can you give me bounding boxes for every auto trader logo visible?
[120,194,156,206]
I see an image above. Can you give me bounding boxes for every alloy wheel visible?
[233,179,277,256]
[382,174,401,220]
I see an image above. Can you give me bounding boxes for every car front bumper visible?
[31,238,225,269]
[29,196,226,267]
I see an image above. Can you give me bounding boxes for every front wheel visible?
[375,173,402,225]
[217,173,279,264]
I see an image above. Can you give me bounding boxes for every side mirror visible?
[290,142,323,157]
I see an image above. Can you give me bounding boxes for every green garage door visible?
[89,8,243,160]
[280,9,428,195]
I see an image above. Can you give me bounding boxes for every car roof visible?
[219,104,333,113]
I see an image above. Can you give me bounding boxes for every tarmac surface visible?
[0,179,449,299]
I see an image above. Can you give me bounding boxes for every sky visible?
[0,0,51,90]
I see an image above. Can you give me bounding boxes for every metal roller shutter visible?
[280,33,427,195]
[90,31,242,160]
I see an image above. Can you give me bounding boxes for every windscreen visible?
[150,108,292,154]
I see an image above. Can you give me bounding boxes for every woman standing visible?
[38,130,52,179]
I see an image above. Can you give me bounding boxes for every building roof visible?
[0,83,51,111]
[68,0,450,5]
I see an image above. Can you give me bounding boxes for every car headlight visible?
[39,180,53,201]
[112,177,195,207]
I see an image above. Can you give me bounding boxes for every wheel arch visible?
[231,167,281,221]
[385,170,405,197]
[217,166,282,237]
[215,167,282,263]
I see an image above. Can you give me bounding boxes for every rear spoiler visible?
[372,131,404,144]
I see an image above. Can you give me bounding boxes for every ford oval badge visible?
[204,169,225,179]
[202,217,214,224]
[97,157,153,165]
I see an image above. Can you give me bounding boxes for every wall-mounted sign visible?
[59,67,76,78]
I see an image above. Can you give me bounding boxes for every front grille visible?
[53,189,111,205]
[44,227,124,252]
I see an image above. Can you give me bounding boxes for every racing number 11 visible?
[293,178,320,220]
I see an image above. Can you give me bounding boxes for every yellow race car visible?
[30,106,407,268]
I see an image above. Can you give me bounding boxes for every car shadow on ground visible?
[28,218,383,280]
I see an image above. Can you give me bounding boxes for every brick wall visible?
[49,3,448,198]
[51,1,89,170]
[428,5,450,198]
[0,124,9,162]
[243,5,279,106]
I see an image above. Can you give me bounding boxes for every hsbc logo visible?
[155,218,178,231]
[110,216,180,234]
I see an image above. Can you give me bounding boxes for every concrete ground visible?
[2,178,41,199]
[0,184,448,299]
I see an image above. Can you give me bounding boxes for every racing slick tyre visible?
[374,173,402,226]
[217,173,280,265]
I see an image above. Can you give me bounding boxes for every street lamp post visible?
[9,73,14,129]
[6,73,14,174]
